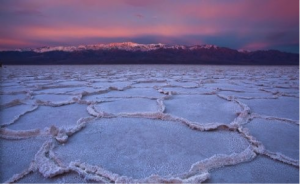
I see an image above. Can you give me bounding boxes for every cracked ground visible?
[0,65,299,183]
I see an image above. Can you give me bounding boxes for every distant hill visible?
[0,42,298,65]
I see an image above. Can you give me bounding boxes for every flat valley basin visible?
[0,65,299,183]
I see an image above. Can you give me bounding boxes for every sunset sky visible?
[0,0,299,53]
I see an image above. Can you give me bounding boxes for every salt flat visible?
[0,65,298,183]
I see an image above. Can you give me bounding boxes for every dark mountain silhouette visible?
[0,43,298,65]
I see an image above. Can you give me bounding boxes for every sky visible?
[0,0,299,53]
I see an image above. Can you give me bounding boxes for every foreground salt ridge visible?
[4,120,254,183]
[68,161,210,183]
[0,65,298,183]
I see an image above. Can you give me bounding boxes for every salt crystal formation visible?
[0,65,298,183]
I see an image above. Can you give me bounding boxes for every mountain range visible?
[0,42,298,65]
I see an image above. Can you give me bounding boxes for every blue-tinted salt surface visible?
[0,65,298,183]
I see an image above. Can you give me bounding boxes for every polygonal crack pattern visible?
[0,65,298,183]
[54,118,250,179]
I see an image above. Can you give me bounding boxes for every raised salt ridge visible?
[54,117,250,179]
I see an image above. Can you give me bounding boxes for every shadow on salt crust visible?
[0,105,36,126]
[166,81,198,88]
[0,86,29,93]
[218,90,273,99]
[36,86,97,94]
[203,82,251,91]
[54,117,249,179]
[0,137,47,182]
[7,104,90,130]
[33,94,77,103]
[164,95,241,124]
[94,98,159,114]
[0,94,28,105]
[91,81,132,89]
[55,80,88,86]
[84,88,164,101]
[17,171,86,183]
[160,87,213,94]
[239,97,299,120]
[132,82,168,88]
[245,118,299,160]
[207,156,299,183]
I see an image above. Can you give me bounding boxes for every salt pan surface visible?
[0,94,28,105]
[94,98,159,114]
[0,137,47,182]
[244,118,299,160]
[208,156,299,183]
[55,117,249,179]
[239,97,299,120]
[164,95,241,124]
[0,65,298,183]
[7,104,90,130]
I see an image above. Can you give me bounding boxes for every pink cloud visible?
[14,22,218,41]
[241,42,270,51]
[0,38,38,50]
[0,0,298,52]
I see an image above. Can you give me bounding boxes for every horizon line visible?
[1,41,299,54]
